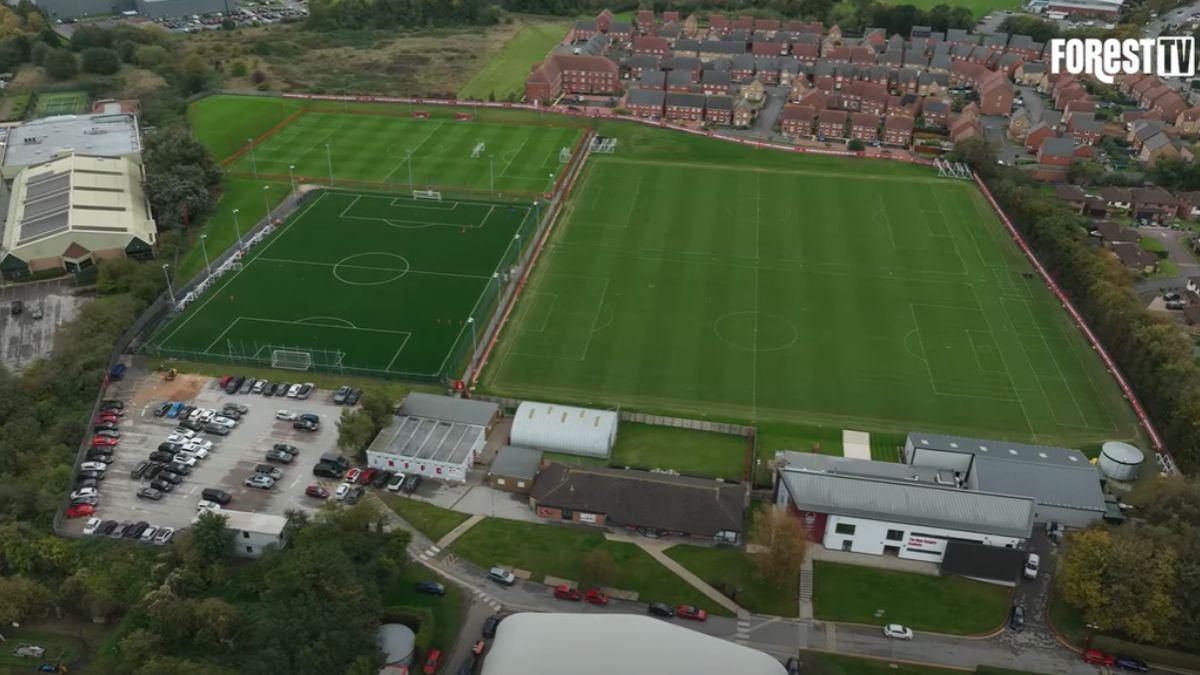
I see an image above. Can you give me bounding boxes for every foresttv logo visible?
[1048,37,1195,84]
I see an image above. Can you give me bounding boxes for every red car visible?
[1082,649,1115,666]
[219,375,233,388]
[675,605,708,622]
[472,640,486,656]
[359,468,376,485]
[584,588,609,606]
[345,468,361,483]
[305,485,329,499]
[422,649,441,674]
[66,503,95,518]
[94,413,121,423]
[91,436,118,447]
[553,584,581,601]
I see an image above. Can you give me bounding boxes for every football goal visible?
[471,142,486,158]
[590,136,618,154]
[413,189,443,201]
[558,147,572,163]
[271,349,313,371]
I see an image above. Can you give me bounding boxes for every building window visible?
[242,531,250,539]
[886,529,904,541]
[496,478,506,486]
[246,546,253,554]
[834,523,856,535]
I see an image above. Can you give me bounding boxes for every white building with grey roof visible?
[2,113,141,179]
[365,393,499,483]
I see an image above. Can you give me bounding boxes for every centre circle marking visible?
[332,252,410,286]
[713,311,799,352]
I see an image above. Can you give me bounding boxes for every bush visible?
[42,48,78,80]
[81,46,121,75]
[848,138,865,151]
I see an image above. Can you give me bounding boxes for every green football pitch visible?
[482,128,1142,447]
[149,190,534,378]
[224,107,580,196]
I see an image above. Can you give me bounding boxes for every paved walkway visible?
[607,534,748,618]
[436,513,485,549]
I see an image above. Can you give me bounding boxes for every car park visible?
[415,581,446,596]
[554,584,581,601]
[884,624,914,640]
[245,474,276,489]
[137,487,164,501]
[647,602,674,618]
[387,473,406,491]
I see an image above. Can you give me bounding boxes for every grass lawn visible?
[802,651,964,675]
[1139,235,1168,255]
[176,177,288,282]
[0,624,92,670]
[384,564,467,653]
[381,495,472,542]
[610,423,746,480]
[664,544,798,617]
[899,0,1019,12]
[459,22,569,101]
[812,561,1010,635]
[1148,258,1181,279]
[149,190,534,379]
[450,517,728,615]
[482,121,1142,451]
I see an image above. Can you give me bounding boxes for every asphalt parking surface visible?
[0,279,83,373]
[63,369,348,535]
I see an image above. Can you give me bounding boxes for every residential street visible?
[1133,226,1199,300]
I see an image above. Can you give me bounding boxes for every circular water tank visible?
[378,623,415,666]
[1099,441,1144,481]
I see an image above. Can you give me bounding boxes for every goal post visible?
[471,142,486,158]
[271,349,313,371]
[413,189,443,201]
[590,136,617,154]
[558,147,571,163]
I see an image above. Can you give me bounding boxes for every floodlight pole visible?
[324,144,333,186]
[199,234,211,277]
[247,138,258,179]
[488,155,495,195]
[232,208,243,252]
[263,185,273,223]
[162,264,176,305]
[288,164,296,197]
[468,316,476,351]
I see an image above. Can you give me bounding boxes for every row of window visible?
[832,522,908,542]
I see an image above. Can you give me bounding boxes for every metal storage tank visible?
[1098,442,1144,481]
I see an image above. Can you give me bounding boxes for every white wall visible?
[822,514,1025,563]
[232,529,282,559]
[368,451,472,483]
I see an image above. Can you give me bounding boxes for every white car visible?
[245,474,276,489]
[180,447,209,460]
[386,473,406,491]
[286,383,303,398]
[79,461,108,472]
[884,624,914,640]
[185,438,214,451]
[1023,553,1040,579]
[140,526,159,543]
[212,415,237,428]
[171,454,198,467]
[166,433,191,444]
[196,500,221,513]
[171,428,196,439]
[82,517,102,535]
[334,483,351,500]
[71,487,98,499]
[276,409,297,421]
[153,527,175,545]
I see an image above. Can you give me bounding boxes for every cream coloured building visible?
[1,152,156,279]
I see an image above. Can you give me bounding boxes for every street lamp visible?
[162,264,176,305]
[488,155,495,195]
[325,144,334,186]
[247,138,258,179]
[263,185,273,223]
[289,164,296,196]
[467,316,476,351]
[232,208,242,252]
[199,234,211,277]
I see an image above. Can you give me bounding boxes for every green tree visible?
[847,138,865,151]
[749,505,808,588]
[360,389,395,429]
[134,44,169,68]
[80,46,120,74]
[42,47,77,80]
[949,137,998,178]
[0,575,49,624]
[337,408,377,459]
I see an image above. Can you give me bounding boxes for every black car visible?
[86,448,113,459]
[297,383,313,399]
[77,470,104,482]
[110,522,132,538]
[124,521,149,539]
[482,615,503,639]
[150,478,174,493]
[262,383,277,396]
[137,487,164,501]
[94,421,118,431]
[647,602,674,618]
[346,388,362,405]
[1116,655,1149,672]
[265,449,294,464]
[201,488,231,504]
[402,474,422,494]
[158,442,182,454]
[274,443,298,455]
[293,419,318,432]
[100,400,124,410]
[346,486,365,505]
[167,462,193,476]
[158,471,184,485]
[1009,605,1025,631]
[71,496,99,507]
[154,402,171,417]
[238,378,255,394]
[97,519,119,536]
[225,376,244,394]
[204,423,231,436]
[222,408,243,420]
[75,478,99,490]
[372,470,391,489]
[333,386,351,404]
[225,402,249,415]
[181,418,205,431]
[275,382,290,397]
[85,453,113,464]
[131,460,150,479]
[149,450,174,464]
[146,464,165,480]
[414,581,446,596]
[300,413,319,423]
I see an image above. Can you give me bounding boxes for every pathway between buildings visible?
[607,534,748,618]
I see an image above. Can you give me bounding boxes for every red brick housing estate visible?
[525,54,622,103]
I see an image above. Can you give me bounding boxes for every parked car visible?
[66,504,95,518]
[358,468,376,485]
[286,383,302,398]
[372,470,391,488]
[647,602,674,618]
[224,402,248,414]
[150,478,175,493]
[334,483,351,500]
[196,500,221,513]
[275,409,297,421]
[415,581,446,596]
[402,474,422,494]
[266,449,295,464]
[92,436,118,446]
[153,528,175,545]
[387,473,406,491]
[314,463,342,479]
[346,486,365,504]
[79,461,107,472]
[293,418,318,432]
[488,566,516,586]
[1083,649,1115,666]
[584,589,609,606]
[275,382,290,397]
[304,484,330,499]
[158,471,184,485]
[346,468,362,483]
[333,386,351,404]
[94,429,121,439]
[481,615,502,639]
[245,474,276,489]
[124,521,149,539]
[422,650,441,675]
[255,464,283,480]
[346,388,362,405]
[100,399,124,410]
[274,443,298,456]
[675,605,708,621]
[1009,605,1025,631]
[77,470,104,482]
[149,451,175,464]
[201,488,231,504]
[553,584,581,601]
[1024,553,1040,579]
[1115,655,1149,671]
[110,521,132,538]
[204,423,231,436]
[472,640,486,657]
[70,496,100,507]
[239,378,255,394]
[131,460,150,479]
[75,478,99,491]
[137,487,164,501]
[297,383,314,399]
[71,487,99,500]
[167,462,192,476]
[82,517,102,535]
[884,624,914,640]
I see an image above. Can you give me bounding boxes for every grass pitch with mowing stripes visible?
[151,190,533,378]
[483,128,1143,448]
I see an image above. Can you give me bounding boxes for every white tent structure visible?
[481,613,787,675]
[510,401,618,459]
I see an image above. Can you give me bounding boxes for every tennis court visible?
[33,91,89,117]
[149,189,535,378]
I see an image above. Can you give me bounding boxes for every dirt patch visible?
[130,372,208,406]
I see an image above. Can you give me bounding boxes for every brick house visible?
[626,89,665,118]
[779,103,816,138]
[665,70,693,92]
[976,71,1013,115]
[1066,112,1104,145]
[818,109,848,139]
[850,113,880,142]
[1131,187,1177,222]
[1055,184,1087,212]
[883,115,914,146]
[1176,107,1200,136]
[632,35,671,56]
[1140,133,1194,167]
[1025,122,1055,153]
[922,99,950,127]
[700,69,733,95]
[1100,187,1133,211]
[733,98,756,128]
[525,54,621,102]
[705,95,734,125]
[1008,108,1031,142]
[1176,192,1200,221]
[665,91,706,121]
[624,54,660,79]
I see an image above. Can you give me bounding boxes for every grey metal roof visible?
[3,114,140,169]
[907,432,1106,513]
[779,467,1036,539]
[489,446,543,480]
[368,415,484,465]
[398,392,497,427]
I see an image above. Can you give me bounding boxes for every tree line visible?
[952,138,1200,471]
[305,0,500,31]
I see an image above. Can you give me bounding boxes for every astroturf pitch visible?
[225,108,581,196]
[482,135,1143,447]
[150,190,533,377]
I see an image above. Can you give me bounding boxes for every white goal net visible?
[413,189,443,201]
[471,142,486,158]
[590,136,617,154]
[558,147,571,163]
[271,349,313,370]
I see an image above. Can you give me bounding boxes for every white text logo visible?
[1048,37,1195,84]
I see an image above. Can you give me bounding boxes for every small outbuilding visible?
[510,401,618,459]
[486,446,544,494]
[218,510,288,559]
[365,393,500,483]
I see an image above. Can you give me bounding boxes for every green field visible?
[149,190,533,378]
[665,544,798,616]
[459,22,569,101]
[610,423,746,480]
[382,495,472,542]
[482,123,1142,448]
[33,90,88,116]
